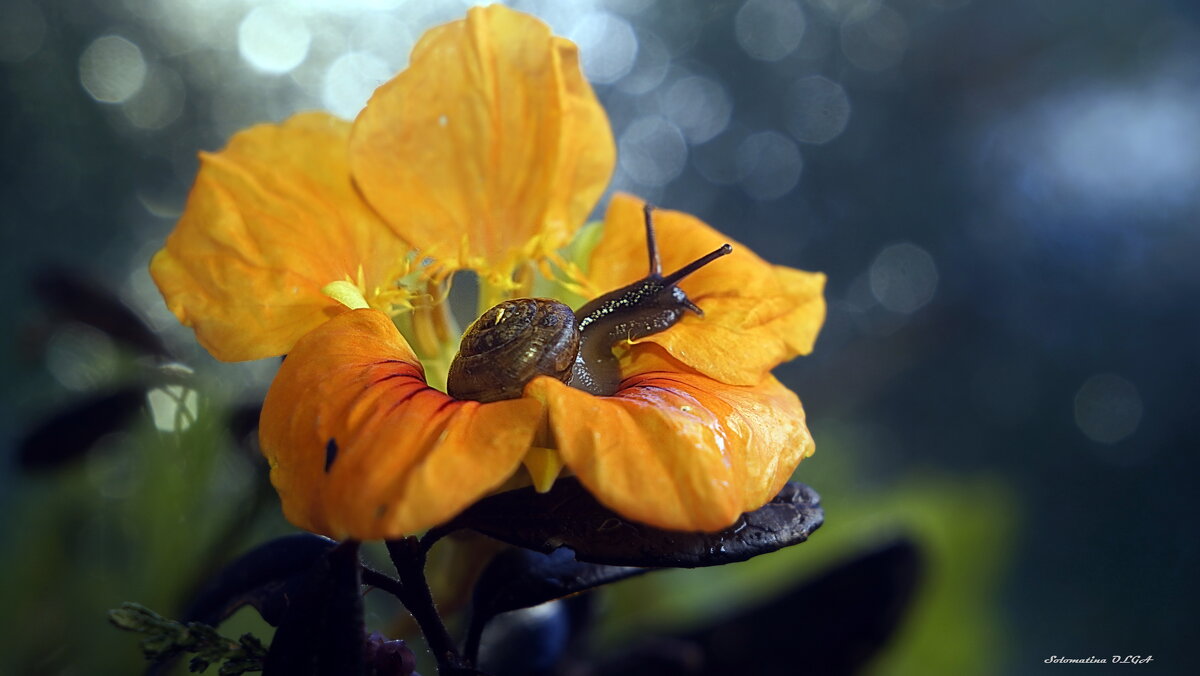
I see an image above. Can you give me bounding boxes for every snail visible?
[446,205,732,403]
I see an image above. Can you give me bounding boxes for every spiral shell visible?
[446,298,580,403]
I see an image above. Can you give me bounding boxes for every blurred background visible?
[2,0,1197,673]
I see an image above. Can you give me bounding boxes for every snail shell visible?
[446,298,579,403]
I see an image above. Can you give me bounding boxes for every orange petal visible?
[259,309,542,539]
[527,346,814,532]
[350,5,615,279]
[150,112,410,362]
[587,194,826,385]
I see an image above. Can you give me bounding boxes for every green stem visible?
[476,277,508,318]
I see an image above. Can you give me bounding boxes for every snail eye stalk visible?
[644,203,662,277]
[661,243,733,286]
[641,203,733,285]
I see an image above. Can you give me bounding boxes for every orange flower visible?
[151,5,613,363]
[150,6,826,537]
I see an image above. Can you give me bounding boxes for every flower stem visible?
[401,278,461,392]
[385,536,470,675]
[477,277,507,317]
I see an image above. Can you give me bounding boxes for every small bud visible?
[363,631,419,676]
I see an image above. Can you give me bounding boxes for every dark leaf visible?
[587,637,704,676]
[17,386,145,471]
[264,540,365,676]
[702,537,921,676]
[440,478,823,568]
[476,597,570,676]
[183,534,336,627]
[466,547,647,664]
[33,266,171,359]
[473,547,646,618]
[596,538,924,676]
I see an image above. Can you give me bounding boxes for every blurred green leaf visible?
[597,471,1016,676]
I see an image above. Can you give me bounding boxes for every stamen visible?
[322,280,370,309]
[661,243,733,286]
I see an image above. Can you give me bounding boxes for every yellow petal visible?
[259,309,542,539]
[522,446,564,493]
[349,5,615,279]
[150,112,410,362]
[587,194,826,385]
[527,346,814,532]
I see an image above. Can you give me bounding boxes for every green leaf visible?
[107,602,267,674]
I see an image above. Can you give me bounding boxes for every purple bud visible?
[363,631,419,676]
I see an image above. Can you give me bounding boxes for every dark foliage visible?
[17,385,145,470]
[439,479,823,568]
[466,547,647,663]
[591,538,924,676]
[263,540,365,676]
[182,533,337,627]
[32,266,171,359]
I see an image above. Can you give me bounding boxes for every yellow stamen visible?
[546,251,600,299]
[322,280,370,309]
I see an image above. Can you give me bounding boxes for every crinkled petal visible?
[150,113,410,362]
[587,194,826,385]
[350,5,615,279]
[260,309,542,539]
[527,346,814,532]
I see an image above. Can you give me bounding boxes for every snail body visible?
[446,205,731,402]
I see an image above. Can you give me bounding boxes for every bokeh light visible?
[323,52,392,120]
[785,75,851,144]
[996,79,1200,215]
[735,130,803,201]
[122,66,186,130]
[840,4,908,71]
[570,11,638,84]
[0,0,46,64]
[618,116,688,187]
[809,0,883,23]
[735,0,807,62]
[616,28,669,94]
[661,76,733,145]
[868,242,938,314]
[146,384,201,432]
[79,35,147,104]
[45,325,119,393]
[1074,374,1142,445]
[237,5,312,74]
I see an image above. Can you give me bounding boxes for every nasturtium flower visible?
[151,5,826,538]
